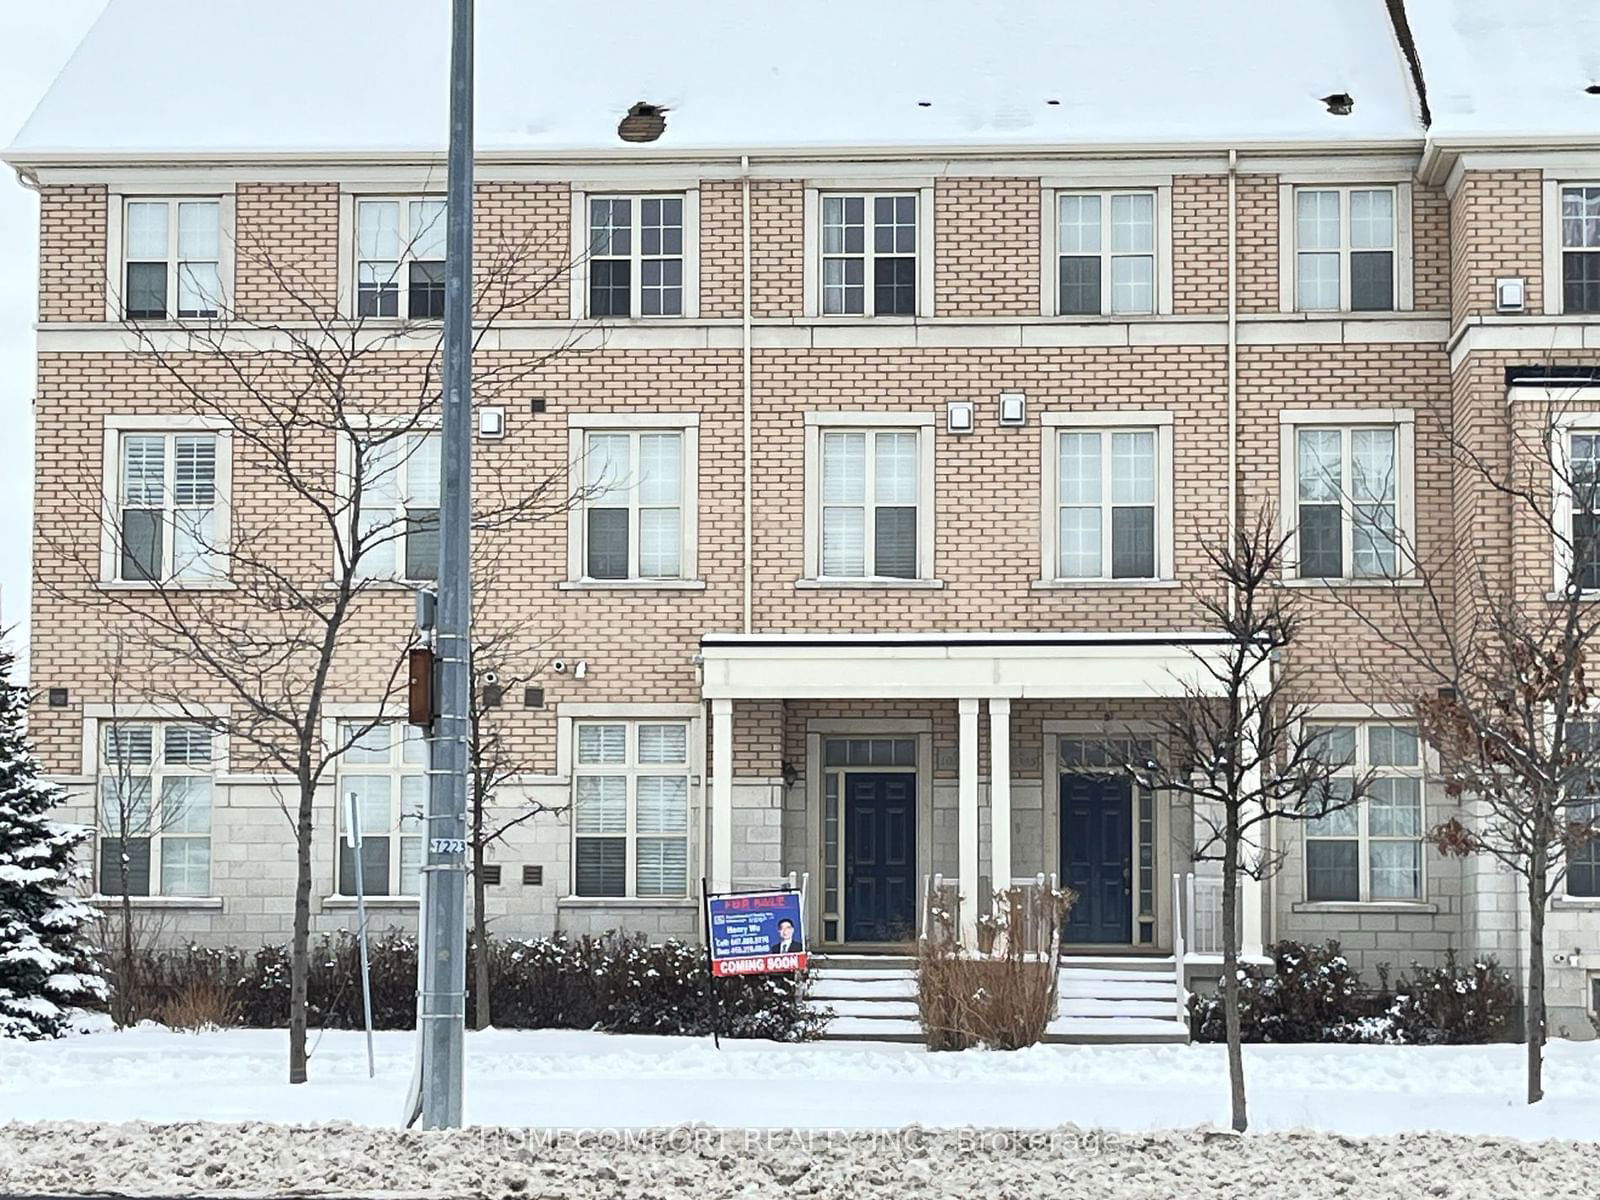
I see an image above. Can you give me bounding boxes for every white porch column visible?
[958,697,980,945]
[989,698,1012,900]
[710,698,733,893]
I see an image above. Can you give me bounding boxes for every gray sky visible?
[0,1,109,673]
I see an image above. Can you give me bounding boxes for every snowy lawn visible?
[3,1025,1599,1140]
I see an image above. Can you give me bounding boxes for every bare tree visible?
[42,210,583,1082]
[1327,381,1600,1104]
[1131,508,1370,1132]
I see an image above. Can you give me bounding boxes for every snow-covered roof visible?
[1405,0,1600,141]
[7,0,1424,161]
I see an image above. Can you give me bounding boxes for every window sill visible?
[1291,901,1438,915]
[1544,591,1600,602]
[1031,578,1179,590]
[794,577,944,590]
[558,579,707,591]
[1279,577,1421,589]
[322,895,419,908]
[1552,896,1600,911]
[87,894,223,910]
[97,579,236,592]
[557,896,696,908]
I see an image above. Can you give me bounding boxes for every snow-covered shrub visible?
[1379,952,1515,1045]
[0,645,106,1040]
[1191,940,1515,1044]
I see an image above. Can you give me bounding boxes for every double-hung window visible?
[1562,185,1600,314]
[336,722,425,897]
[1055,428,1158,579]
[97,723,213,897]
[1567,722,1600,898]
[1304,723,1425,903]
[116,431,222,583]
[587,195,685,318]
[1056,191,1156,316]
[1294,186,1396,312]
[820,428,920,579]
[581,429,685,580]
[572,721,691,898]
[123,199,222,320]
[1283,412,1413,582]
[355,198,447,319]
[1567,429,1600,592]
[353,429,440,582]
[820,193,918,316]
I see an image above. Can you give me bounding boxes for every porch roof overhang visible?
[698,632,1263,701]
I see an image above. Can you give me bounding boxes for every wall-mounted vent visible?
[522,864,544,886]
[480,864,502,886]
[1321,93,1355,116]
[618,102,667,143]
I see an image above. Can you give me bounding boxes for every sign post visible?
[344,791,376,1080]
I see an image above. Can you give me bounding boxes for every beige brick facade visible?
[17,146,1600,1031]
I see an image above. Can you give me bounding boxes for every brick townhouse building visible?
[6,0,1600,1038]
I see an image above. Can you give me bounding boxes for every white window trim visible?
[94,719,218,899]
[1039,185,1174,317]
[1544,180,1600,318]
[1277,408,1416,583]
[1550,408,1600,593]
[1301,719,1429,905]
[329,718,428,900]
[98,415,233,587]
[802,185,935,319]
[568,717,698,901]
[1278,182,1413,314]
[568,188,700,320]
[800,410,937,585]
[1038,410,1175,584]
[563,412,700,587]
[333,416,443,585]
[105,187,235,324]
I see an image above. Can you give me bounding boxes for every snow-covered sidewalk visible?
[3,1025,1600,1140]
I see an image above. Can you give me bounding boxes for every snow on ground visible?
[3,1025,1600,1141]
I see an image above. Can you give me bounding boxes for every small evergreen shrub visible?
[107,930,828,1041]
[1190,939,1514,1044]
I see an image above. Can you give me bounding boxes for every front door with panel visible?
[1059,773,1133,944]
[843,772,916,942]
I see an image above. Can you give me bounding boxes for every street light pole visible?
[418,0,474,1130]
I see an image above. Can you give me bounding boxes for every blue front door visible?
[1060,774,1133,944]
[844,772,917,942]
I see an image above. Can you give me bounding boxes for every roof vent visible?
[916,100,931,108]
[1321,93,1355,116]
[1045,99,1061,106]
[618,102,667,143]
[1586,84,1600,96]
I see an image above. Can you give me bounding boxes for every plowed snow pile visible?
[4,1121,1600,1198]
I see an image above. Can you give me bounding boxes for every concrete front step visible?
[1058,997,1181,1018]
[1045,1015,1190,1043]
[1058,977,1174,999]
[812,975,918,1000]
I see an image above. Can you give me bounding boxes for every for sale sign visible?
[706,889,807,977]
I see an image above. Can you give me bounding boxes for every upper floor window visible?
[1304,722,1424,903]
[1294,186,1395,312]
[336,722,425,898]
[587,196,684,318]
[355,198,446,320]
[821,428,919,578]
[1569,722,1600,899]
[565,415,699,587]
[124,199,221,321]
[1281,410,1414,582]
[1056,428,1157,579]
[116,431,222,583]
[573,720,691,898]
[821,193,918,316]
[354,429,440,582]
[1055,191,1156,316]
[1562,185,1600,314]
[97,722,213,897]
[582,429,685,579]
